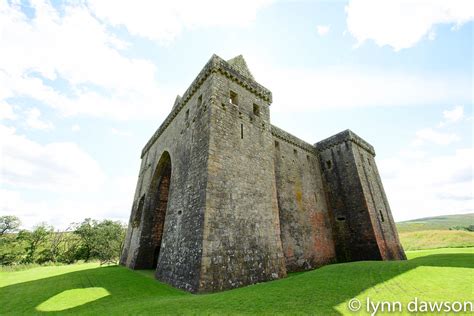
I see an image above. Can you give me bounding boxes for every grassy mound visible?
[1,248,472,315]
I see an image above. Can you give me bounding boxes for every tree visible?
[0,215,21,236]
[94,220,126,264]
[17,223,53,263]
[0,234,24,265]
[73,218,98,262]
[73,218,126,264]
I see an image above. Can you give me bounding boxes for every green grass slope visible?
[1,248,472,315]
[397,213,474,233]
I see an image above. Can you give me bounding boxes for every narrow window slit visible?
[197,95,202,107]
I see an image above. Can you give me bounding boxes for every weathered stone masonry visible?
[120,54,406,293]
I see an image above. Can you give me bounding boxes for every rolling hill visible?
[397,213,474,251]
[396,213,474,233]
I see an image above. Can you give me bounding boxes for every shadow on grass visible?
[0,252,472,315]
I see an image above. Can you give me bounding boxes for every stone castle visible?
[120,54,406,293]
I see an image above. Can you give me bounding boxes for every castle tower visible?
[120,55,286,293]
[120,54,405,294]
[316,130,406,262]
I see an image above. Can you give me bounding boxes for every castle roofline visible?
[227,55,255,80]
[316,129,375,156]
[271,125,316,154]
[141,54,272,158]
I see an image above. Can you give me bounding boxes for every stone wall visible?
[271,126,336,271]
[352,144,406,260]
[120,63,214,292]
[198,71,286,292]
[121,54,406,295]
[316,130,406,262]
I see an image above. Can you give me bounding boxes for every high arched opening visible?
[135,151,172,269]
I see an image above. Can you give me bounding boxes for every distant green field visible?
[400,229,474,251]
[396,213,474,251]
[397,213,473,233]
[1,248,472,315]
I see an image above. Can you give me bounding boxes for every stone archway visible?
[134,151,172,269]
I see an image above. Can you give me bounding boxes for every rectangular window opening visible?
[185,109,189,121]
[230,91,238,105]
[240,124,244,139]
[326,160,332,169]
[253,103,260,116]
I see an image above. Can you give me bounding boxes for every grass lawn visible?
[1,248,472,315]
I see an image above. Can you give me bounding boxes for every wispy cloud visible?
[87,0,274,43]
[24,108,54,130]
[316,25,330,36]
[345,0,474,50]
[380,147,473,221]
[412,128,460,146]
[0,124,105,192]
[0,102,16,120]
[0,0,171,120]
[247,61,471,112]
[439,105,464,126]
[110,127,132,137]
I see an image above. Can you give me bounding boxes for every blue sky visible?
[0,0,472,228]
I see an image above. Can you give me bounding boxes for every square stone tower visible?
[120,54,406,294]
[120,55,286,293]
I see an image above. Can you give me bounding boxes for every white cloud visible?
[110,127,132,137]
[0,180,135,229]
[24,107,54,130]
[87,0,274,42]
[247,62,472,111]
[345,0,474,51]
[316,25,330,36]
[380,148,473,221]
[442,105,464,124]
[428,30,436,41]
[412,128,460,146]
[0,123,137,229]
[0,102,16,120]
[0,0,275,120]
[71,124,80,132]
[0,124,105,192]
[0,0,174,120]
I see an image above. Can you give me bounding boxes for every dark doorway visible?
[150,157,171,269]
[134,151,172,270]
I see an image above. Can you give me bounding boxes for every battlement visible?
[316,129,375,156]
